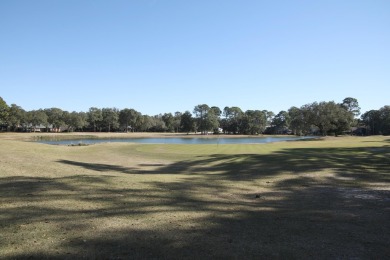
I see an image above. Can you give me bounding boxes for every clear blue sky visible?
[1,0,389,116]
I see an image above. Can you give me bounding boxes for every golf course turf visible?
[1,133,389,259]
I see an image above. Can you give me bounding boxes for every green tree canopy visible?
[87,107,103,132]
[119,108,140,132]
[44,108,64,131]
[8,104,26,131]
[180,111,193,134]
[102,108,119,132]
[27,110,48,131]
[341,97,361,117]
[0,97,10,126]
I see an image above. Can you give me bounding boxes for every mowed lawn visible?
[0,133,389,259]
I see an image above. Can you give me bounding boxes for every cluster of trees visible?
[0,98,187,133]
[192,98,362,136]
[361,107,390,135]
[0,96,389,135]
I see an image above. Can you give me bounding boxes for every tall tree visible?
[27,110,48,132]
[361,106,390,135]
[193,104,210,134]
[210,106,222,118]
[87,107,103,132]
[61,111,71,130]
[44,108,64,132]
[133,111,143,132]
[102,108,119,132]
[361,110,381,135]
[341,97,361,117]
[119,108,140,132]
[138,115,151,132]
[149,114,166,132]
[180,111,193,134]
[262,110,275,127]
[0,97,10,127]
[288,106,310,136]
[205,108,220,134]
[193,105,221,134]
[8,104,26,131]
[173,112,182,133]
[222,106,243,134]
[162,113,174,132]
[67,111,87,132]
[379,106,390,135]
[272,110,290,134]
[243,110,267,135]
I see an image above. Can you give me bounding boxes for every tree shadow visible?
[58,145,389,186]
[2,145,390,259]
[57,159,137,174]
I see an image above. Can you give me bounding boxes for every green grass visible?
[1,133,389,259]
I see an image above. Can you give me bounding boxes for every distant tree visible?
[210,106,222,133]
[133,112,144,132]
[148,114,166,132]
[67,111,87,132]
[193,105,221,134]
[310,102,334,135]
[271,110,290,134]
[223,106,243,134]
[173,112,182,133]
[102,108,119,132]
[242,110,267,135]
[341,97,361,117]
[361,106,390,135]
[119,108,140,132]
[162,113,174,132]
[326,101,354,135]
[27,110,48,132]
[288,101,355,136]
[180,111,193,134]
[210,106,222,117]
[288,106,309,136]
[78,112,88,131]
[87,107,103,132]
[8,104,26,131]
[222,106,230,119]
[361,110,381,135]
[0,97,10,127]
[332,106,354,136]
[262,110,275,127]
[45,108,65,132]
[193,104,210,134]
[205,108,220,134]
[138,115,151,132]
[379,106,390,135]
[61,111,71,130]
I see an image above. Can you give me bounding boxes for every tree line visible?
[0,96,389,135]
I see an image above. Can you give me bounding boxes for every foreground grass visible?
[0,133,389,259]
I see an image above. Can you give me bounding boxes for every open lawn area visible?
[1,133,389,259]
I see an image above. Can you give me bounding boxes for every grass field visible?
[1,133,389,259]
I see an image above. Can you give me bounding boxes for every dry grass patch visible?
[0,133,389,259]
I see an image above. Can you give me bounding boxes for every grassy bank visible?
[1,133,389,259]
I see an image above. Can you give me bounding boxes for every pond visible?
[38,136,314,145]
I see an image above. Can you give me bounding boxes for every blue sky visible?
[1,0,389,116]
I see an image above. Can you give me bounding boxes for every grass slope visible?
[0,133,389,259]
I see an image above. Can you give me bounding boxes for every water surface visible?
[38,136,313,145]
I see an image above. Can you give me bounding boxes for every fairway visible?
[1,133,389,259]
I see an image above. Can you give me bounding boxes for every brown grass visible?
[0,133,389,259]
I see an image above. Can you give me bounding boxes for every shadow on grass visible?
[2,145,390,259]
[58,146,390,185]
